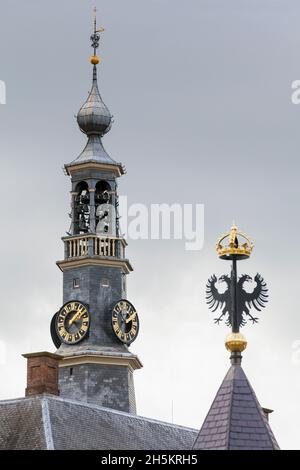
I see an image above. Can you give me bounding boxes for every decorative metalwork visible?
[216,223,254,259]
[90,31,100,51]
[206,224,268,334]
[206,272,268,327]
[90,7,105,55]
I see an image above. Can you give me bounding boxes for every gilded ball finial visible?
[90,55,100,65]
[216,223,254,260]
[225,332,247,352]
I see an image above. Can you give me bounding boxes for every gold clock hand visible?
[125,312,137,324]
[71,309,87,325]
[68,311,80,326]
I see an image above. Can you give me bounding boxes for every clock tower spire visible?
[52,13,142,414]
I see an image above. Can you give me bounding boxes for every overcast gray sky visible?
[0,0,300,449]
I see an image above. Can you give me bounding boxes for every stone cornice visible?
[65,161,124,178]
[56,257,133,274]
[58,353,143,372]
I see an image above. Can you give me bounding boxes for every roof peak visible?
[193,363,279,450]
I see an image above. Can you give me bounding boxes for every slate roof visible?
[193,364,279,450]
[0,395,197,450]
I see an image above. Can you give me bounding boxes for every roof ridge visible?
[226,369,235,448]
[0,394,197,434]
[0,395,196,450]
[41,398,54,450]
[42,394,198,432]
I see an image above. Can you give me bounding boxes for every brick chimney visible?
[22,351,61,396]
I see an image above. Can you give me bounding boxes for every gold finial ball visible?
[90,55,100,65]
[225,332,247,352]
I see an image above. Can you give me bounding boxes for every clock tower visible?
[52,15,142,414]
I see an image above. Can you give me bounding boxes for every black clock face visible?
[55,301,90,345]
[111,299,139,345]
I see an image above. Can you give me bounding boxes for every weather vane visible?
[206,224,268,360]
[90,7,105,65]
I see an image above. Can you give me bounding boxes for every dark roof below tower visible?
[193,364,279,450]
[0,395,197,450]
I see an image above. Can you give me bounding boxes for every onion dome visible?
[66,15,120,168]
[77,64,112,137]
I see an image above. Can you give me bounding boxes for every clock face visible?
[111,299,139,345]
[55,301,90,345]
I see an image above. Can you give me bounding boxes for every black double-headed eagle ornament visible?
[206,273,268,327]
[207,224,269,331]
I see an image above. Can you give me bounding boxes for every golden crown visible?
[216,223,254,260]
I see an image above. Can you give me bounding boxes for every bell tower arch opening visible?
[74,181,90,234]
